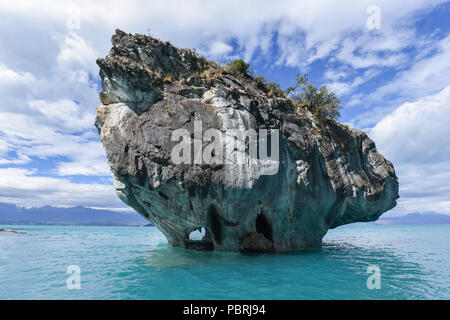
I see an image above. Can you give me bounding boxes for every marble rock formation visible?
[95,30,399,252]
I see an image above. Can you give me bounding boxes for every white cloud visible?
[327,69,382,96]
[53,140,111,177]
[56,31,98,73]
[335,33,408,70]
[0,8,104,181]
[0,63,35,86]
[208,41,233,58]
[348,35,450,129]
[0,109,110,177]
[324,69,348,82]
[56,159,110,176]
[1,0,446,66]
[28,99,93,132]
[370,86,450,215]
[365,35,450,106]
[371,86,450,163]
[0,168,126,209]
[0,139,9,156]
[0,154,30,165]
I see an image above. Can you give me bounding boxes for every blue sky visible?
[0,0,449,215]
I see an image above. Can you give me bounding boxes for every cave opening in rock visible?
[207,205,223,245]
[255,213,273,242]
[185,227,214,251]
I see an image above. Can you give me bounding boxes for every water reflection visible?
[140,243,241,269]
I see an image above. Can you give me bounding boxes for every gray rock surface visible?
[95,29,399,252]
[0,228,27,234]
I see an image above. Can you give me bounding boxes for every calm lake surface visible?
[0,224,448,299]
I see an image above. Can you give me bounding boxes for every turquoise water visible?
[0,224,448,299]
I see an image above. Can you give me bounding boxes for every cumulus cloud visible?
[208,41,234,58]
[0,64,35,86]
[327,69,382,96]
[0,168,126,209]
[0,108,110,176]
[0,154,31,165]
[28,99,93,132]
[56,32,98,74]
[370,86,450,215]
[348,34,450,129]
[1,0,446,64]
[358,35,450,104]
[0,1,105,182]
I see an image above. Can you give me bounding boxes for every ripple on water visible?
[0,224,448,299]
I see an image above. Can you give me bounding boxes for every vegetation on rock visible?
[224,59,250,75]
[286,74,342,120]
[222,60,341,120]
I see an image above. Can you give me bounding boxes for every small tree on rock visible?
[224,59,250,75]
[286,74,342,120]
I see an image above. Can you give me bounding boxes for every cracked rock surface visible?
[95,29,399,252]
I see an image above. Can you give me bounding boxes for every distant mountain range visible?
[0,202,150,226]
[375,213,450,225]
[0,202,449,226]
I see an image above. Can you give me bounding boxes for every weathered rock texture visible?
[95,30,399,252]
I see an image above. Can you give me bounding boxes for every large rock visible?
[95,29,399,252]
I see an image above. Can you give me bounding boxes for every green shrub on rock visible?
[224,59,250,75]
[286,74,342,120]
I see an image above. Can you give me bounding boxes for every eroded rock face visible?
[95,29,399,252]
